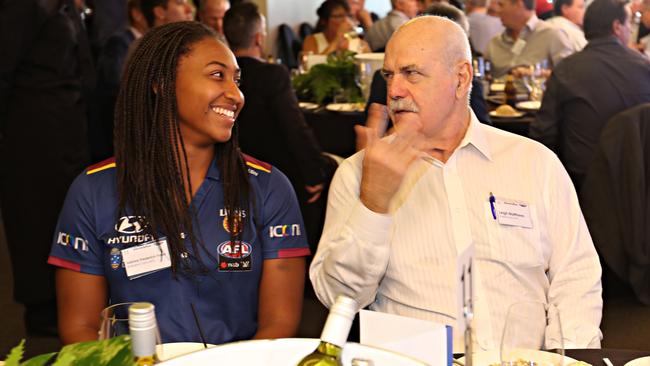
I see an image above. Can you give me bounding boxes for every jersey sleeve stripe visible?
[48,256,81,272]
[277,247,311,258]
[87,162,116,175]
[245,161,271,173]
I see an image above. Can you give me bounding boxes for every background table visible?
[303,108,364,158]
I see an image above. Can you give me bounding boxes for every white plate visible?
[625,356,650,366]
[490,83,505,92]
[457,349,578,366]
[156,342,216,361]
[516,100,542,111]
[298,102,319,110]
[326,103,365,113]
[158,338,427,366]
[489,110,525,118]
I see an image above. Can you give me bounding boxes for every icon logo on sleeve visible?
[269,224,301,238]
[56,232,89,252]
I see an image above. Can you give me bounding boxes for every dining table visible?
[564,348,650,366]
[302,106,365,158]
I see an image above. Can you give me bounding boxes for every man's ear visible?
[455,61,473,99]
[254,32,264,47]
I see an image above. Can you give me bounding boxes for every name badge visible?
[121,238,172,279]
[511,38,526,56]
[494,198,533,228]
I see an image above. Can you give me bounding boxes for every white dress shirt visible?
[310,112,603,351]
[546,16,587,53]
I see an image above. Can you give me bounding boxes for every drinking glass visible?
[500,301,564,366]
[99,302,136,340]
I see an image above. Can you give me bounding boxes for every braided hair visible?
[114,21,251,274]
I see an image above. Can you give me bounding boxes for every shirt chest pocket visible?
[481,202,544,269]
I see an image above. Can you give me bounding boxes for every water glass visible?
[500,301,564,366]
[99,302,135,340]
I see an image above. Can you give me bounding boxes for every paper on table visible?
[360,309,452,366]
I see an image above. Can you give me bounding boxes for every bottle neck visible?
[319,310,354,348]
[316,341,343,358]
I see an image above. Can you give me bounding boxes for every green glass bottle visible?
[296,295,358,366]
[129,302,160,366]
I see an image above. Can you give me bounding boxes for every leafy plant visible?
[292,51,363,105]
[4,336,134,366]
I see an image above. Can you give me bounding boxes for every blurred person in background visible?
[485,0,573,77]
[303,0,371,55]
[198,0,230,43]
[466,0,505,55]
[365,0,419,51]
[546,0,588,52]
[89,0,195,163]
[347,0,375,30]
[224,2,338,255]
[0,0,95,336]
[530,0,650,189]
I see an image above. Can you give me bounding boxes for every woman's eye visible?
[210,71,223,79]
[234,78,242,86]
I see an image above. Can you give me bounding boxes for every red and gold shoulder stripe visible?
[242,153,271,174]
[86,157,116,175]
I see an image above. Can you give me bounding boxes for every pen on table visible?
[489,192,497,220]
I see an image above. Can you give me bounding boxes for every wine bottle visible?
[129,302,159,366]
[504,74,518,108]
[296,295,358,366]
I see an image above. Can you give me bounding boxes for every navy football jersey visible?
[48,155,310,344]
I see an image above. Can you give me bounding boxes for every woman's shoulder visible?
[242,153,292,192]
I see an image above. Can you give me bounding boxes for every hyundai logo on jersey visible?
[115,216,144,234]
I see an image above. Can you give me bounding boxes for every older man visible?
[365,0,418,51]
[546,0,588,52]
[530,0,650,189]
[486,0,573,77]
[310,16,602,351]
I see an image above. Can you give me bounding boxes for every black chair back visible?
[299,22,314,41]
[580,103,650,304]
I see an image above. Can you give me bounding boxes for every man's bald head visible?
[387,16,471,73]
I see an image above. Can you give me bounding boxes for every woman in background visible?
[49,21,309,345]
[303,0,370,55]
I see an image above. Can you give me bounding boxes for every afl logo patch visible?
[110,247,121,270]
[217,241,251,258]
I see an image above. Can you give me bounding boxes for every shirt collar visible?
[205,154,221,181]
[520,14,540,38]
[457,110,493,161]
[129,26,143,39]
[419,110,493,165]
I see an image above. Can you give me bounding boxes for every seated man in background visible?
[310,15,602,351]
[224,3,338,252]
[365,0,419,51]
[530,0,650,189]
[486,0,573,77]
[546,0,587,52]
[466,0,505,55]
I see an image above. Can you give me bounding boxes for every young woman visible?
[48,21,309,345]
[302,0,370,55]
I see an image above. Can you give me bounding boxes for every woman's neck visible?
[180,144,215,202]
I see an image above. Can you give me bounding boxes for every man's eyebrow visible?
[398,64,420,72]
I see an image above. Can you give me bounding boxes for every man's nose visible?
[387,75,407,101]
